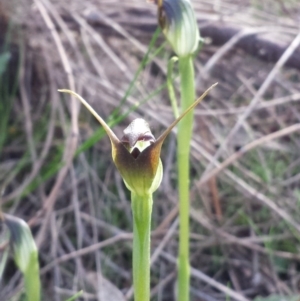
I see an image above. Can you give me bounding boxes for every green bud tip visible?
[3,214,38,273]
[153,0,200,57]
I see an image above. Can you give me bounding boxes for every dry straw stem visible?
[33,0,79,248]
[88,9,147,53]
[192,92,300,116]
[161,252,250,301]
[41,233,133,274]
[191,136,300,234]
[1,50,57,205]
[72,13,133,80]
[190,209,300,261]
[202,31,300,176]
[202,27,272,76]
[41,0,77,48]
[200,123,300,186]
[20,56,37,164]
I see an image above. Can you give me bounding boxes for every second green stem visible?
[177,55,195,301]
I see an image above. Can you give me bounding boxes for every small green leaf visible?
[64,290,83,301]
[0,52,10,76]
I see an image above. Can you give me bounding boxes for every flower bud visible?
[3,214,41,301]
[156,0,200,57]
[4,214,38,275]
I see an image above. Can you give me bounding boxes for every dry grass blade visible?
[1,0,300,300]
[161,252,250,301]
[33,0,79,248]
[200,123,300,186]
[202,31,300,176]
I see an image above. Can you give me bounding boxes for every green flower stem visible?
[177,55,195,301]
[167,56,179,119]
[131,192,153,301]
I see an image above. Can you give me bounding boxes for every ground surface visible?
[0,0,300,300]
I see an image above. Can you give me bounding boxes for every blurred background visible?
[0,0,300,300]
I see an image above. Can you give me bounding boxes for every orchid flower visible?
[59,84,216,301]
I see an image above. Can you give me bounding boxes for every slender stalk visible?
[177,55,195,301]
[131,192,153,301]
[167,56,179,119]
